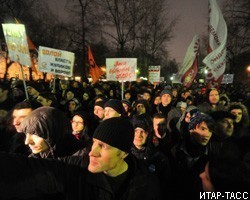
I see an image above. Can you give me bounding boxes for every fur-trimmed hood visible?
[228,102,249,128]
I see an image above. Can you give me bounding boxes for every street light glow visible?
[247,65,250,73]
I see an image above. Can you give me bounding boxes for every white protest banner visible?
[148,66,160,84]
[106,58,137,82]
[2,24,31,66]
[202,0,227,88]
[221,74,234,84]
[38,46,74,77]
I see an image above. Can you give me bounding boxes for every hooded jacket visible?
[21,106,78,158]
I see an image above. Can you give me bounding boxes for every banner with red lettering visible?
[203,0,227,88]
[175,35,199,88]
[106,58,137,82]
[38,46,74,77]
[148,66,160,84]
[2,24,31,66]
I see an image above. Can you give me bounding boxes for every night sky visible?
[49,0,226,65]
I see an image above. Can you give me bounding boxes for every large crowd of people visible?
[0,77,249,200]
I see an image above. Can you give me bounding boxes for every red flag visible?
[176,35,199,88]
[88,46,103,83]
[181,56,198,88]
[202,0,227,88]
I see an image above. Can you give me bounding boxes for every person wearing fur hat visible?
[228,102,250,139]
[104,99,126,120]
[0,117,162,200]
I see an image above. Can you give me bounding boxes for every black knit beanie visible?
[104,99,126,115]
[210,111,236,121]
[94,100,107,108]
[93,117,134,152]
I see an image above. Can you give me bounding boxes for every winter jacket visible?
[0,152,162,200]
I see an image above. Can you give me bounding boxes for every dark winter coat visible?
[0,152,162,200]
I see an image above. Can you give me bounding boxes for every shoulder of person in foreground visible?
[124,154,163,199]
[0,152,86,199]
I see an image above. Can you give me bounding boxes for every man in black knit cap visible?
[0,117,162,200]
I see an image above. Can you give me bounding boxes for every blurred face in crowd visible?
[230,109,242,123]
[172,90,178,97]
[88,138,128,176]
[124,93,131,100]
[153,117,165,138]
[136,103,146,115]
[104,107,121,120]
[185,112,192,123]
[94,88,103,96]
[133,128,148,149]
[25,133,49,154]
[122,103,129,113]
[154,96,161,105]
[143,93,151,101]
[209,89,219,105]
[189,121,212,146]
[109,90,114,98]
[37,96,52,106]
[83,93,90,101]
[66,91,74,101]
[183,91,191,99]
[12,108,33,132]
[217,118,234,138]
[161,94,172,106]
[71,115,84,133]
[68,100,77,112]
[94,105,105,119]
[60,82,68,90]
[199,162,215,192]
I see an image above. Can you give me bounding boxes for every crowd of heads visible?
[0,77,250,198]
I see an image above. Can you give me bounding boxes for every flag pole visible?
[52,75,57,93]
[20,64,29,100]
[121,81,124,100]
